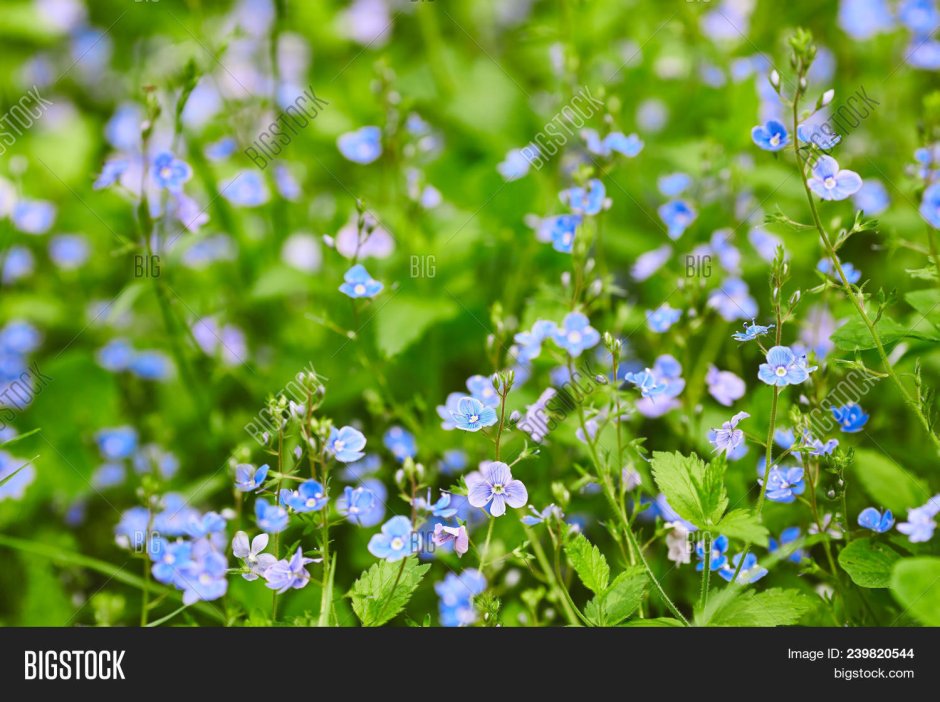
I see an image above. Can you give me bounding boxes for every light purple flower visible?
[231,530,277,581]
[264,546,319,593]
[706,365,745,406]
[710,411,750,457]
[466,461,528,517]
[432,524,469,556]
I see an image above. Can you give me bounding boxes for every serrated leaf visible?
[890,557,940,626]
[832,315,939,351]
[650,451,727,528]
[584,567,647,626]
[852,449,929,513]
[715,509,769,547]
[564,532,610,594]
[705,588,810,627]
[838,538,901,588]
[349,557,430,627]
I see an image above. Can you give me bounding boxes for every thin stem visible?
[699,533,711,611]
[478,517,496,573]
[525,525,581,626]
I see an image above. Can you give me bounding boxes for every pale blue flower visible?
[807,156,863,201]
[338,126,382,164]
[327,426,367,463]
[339,263,383,298]
[552,312,600,357]
[450,396,498,432]
[368,515,415,561]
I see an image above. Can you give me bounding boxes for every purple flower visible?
[231,531,277,581]
[466,461,528,517]
[758,346,817,386]
[432,524,469,556]
[706,365,745,406]
[631,244,672,281]
[807,156,863,201]
[710,411,749,457]
[264,546,319,593]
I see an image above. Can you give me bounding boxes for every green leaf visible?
[374,295,458,358]
[838,538,902,588]
[852,449,930,513]
[650,451,727,528]
[564,532,610,594]
[584,567,647,626]
[905,289,940,327]
[890,557,940,626]
[715,509,769,547]
[832,315,939,351]
[249,266,314,300]
[349,557,430,627]
[621,617,685,627]
[705,588,811,627]
[0,427,41,449]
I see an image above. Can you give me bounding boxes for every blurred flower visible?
[658,199,697,239]
[631,244,672,281]
[657,172,691,197]
[760,466,805,504]
[858,507,895,533]
[337,484,384,527]
[719,553,768,584]
[337,126,382,164]
[853,179,889,215]
[12,200,55,234]
[96,427,138,461]
[552,312,600,357]
[497,147,536,181]
[769,527,806,563]
[646,304,682,333]
[706,365,745,406]
[435,569,486,626]
[818,257,861,284]
[383,425,417,462]
[49,234,90,270]
[832,403,869,432]
[221,170,269,207]
[920,182,940,228]
[255,498,289,533]
[708,278,758,321]
[151,152,192,193]
[339,263,383,299]
[560,178,606,216]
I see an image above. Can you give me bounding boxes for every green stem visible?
[699,533,711,611]
[524,526,580,626]
[478,517,496,573]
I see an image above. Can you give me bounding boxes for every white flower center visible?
[823,176,836,189]
[492,483,505,494]
[567,331,582,345]
[160,167,173,180]
[334,440,346,451]
[775,366,787,377]
[770,134,780,146]
[199,573,213,585]
[390,537,404,551]
[354,283,366,295]
[469,414,479,423]
[306,497,318,507]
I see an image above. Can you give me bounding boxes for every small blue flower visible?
[584,129,644,157]
[645,304,682,333]
[797,123,841,150]
[899,0,940,34]
[414,490,459,519]
[897,501,938,543]
[151,151,192,193]
[150,540,193,586]
[450,396,498,432]
[264,546,317,593]
[367,515,415,561]
[623,368,669,399]
[337,126,382,164]
[435,569,487,626]
[255,498,289,533]
[0,321,41,354]
[858,507,895,533]
[439,449,468,476]
[719,553,768,584]
[658,199,697,239]
[512,320,557,363]
[695,534,729,571]
[497,147,537,181]
[807,156,863,201]
[818,257,861,284]
[437,392,465,430]
[96,426,138,461]
[327,425,367,463]
[920,182,940,228]
[177,543,228,604]
[466,374,501,408]
[280,479,328,512]
[383,425,417,462]
[657,172,691,197]
[758,346,817,386]
[560,178,606,216]
[751,120,790,152]
[49,234,90,270]
[93,159,129,190]
[337,484,384,527]
[706,365,745,406]
[128,350,172,380]
[544,214,582,253]
[185,511,227,539]
[769,526,806,563]
[853,179,890,216]
[521,503,564,526]
[552,312,600,357]
[12,200,55,235]
[760,466,805,504]
[732,320,774,342]
[204,137,237,161]
[708,278,758,322]
[221,170,269,207]
[832,403,869,433]
[339,263,383,299]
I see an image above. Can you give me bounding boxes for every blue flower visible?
[708,278,758,322]
[798,123,841,150]
[512,320,557,363]
[114,506,151,550]
[832,403,869,433]
[450,396,498,432]
[497,147,536,181]
[255,498,289,533]
[383,425,417,462]
[414,490,459,519]
[899,0,940,34]
[858,507,895,533]
[839,0,894,40]
[897,500,939,543]
[758,346,817,386]
[49,234,90,270]
[0,321,41,354]
[658,199,697,239]
[631,244,673,281]
[657,172,691,197]
[280,479,328,512]
[645,304,682,333]
[204,137,236,161]
[544,214,582,253]
[337,126,382,164]
[231,531,277,581]
[339,263,383,299]
[435,569,487,627]
[585,129,644,157]
[521,503,564,526]
[92,463,125,489]
[719,553,768,584]
[853,179,890,215]
[274,164,301,201]
[920,182,940,228]
[151,151,192,193]
[128,350,172,380]
[264,546,318,593]
[96,427,138,461]
[818,257,861,284]
[751,120,790,152]
[695,534,729,571]
[327,425,367,463]
[437,392,464,430]
[340,453,381,481]
[706,365,745,406]
[93,159,129,190]
[760,466,805,504]
[368,515,415,561]
[12,200,55,234]
[150,540,193,586]
[235,463,269,492]
[177,542,228,604]
[623,367,668,399]
[337,484,385,527]
[439,449,468,475]
[807,156,863,201]
[221,170,269,207]
[560,179,606,216]
[552,311,600,357]
[769,526,806,563]
[466,461,528,517]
